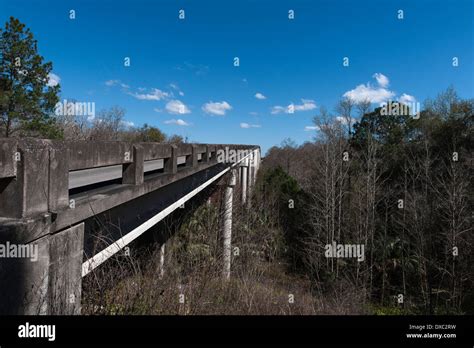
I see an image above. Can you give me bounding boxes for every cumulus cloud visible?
[398,93,416,104]
[343,74,395,104]
[105,79,129,89]
[240,123,261,129]
[373,73,389,88]
[255,92,266,100]
[47,73,61,87]
[165,100,191,114]
[164,119,190,126]
[130,88,169,101]
[271,99,317,114]
[202,101,232,116]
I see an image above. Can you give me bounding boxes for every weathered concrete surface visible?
[68,141,133,171]
[48,141,70,214]
[0,232,50,314]
[0,223,84,314]
[0,138,17,178]
[0,139,50,218]
[122,144,144,185]
[48,223,84,315]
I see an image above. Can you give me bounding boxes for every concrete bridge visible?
[0,138,261,315]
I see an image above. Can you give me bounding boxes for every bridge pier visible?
[158,243,165,279]
[221,169,236,279]
[0,223,84,315]
[240,159,248,206]
[246,151,258,207]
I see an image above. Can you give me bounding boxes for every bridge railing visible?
[0,138,258,220]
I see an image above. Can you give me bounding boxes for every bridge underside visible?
[81,162,228,275]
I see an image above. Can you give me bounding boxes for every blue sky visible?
[1,0,473,154]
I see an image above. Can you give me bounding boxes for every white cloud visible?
[47,73,60,87]
[343,80,395,104]
[240,123,261,129]
[255,92,266,100]
[373,73,389,88]
[399,93,416,104]
[121,120,135,127]
[169,83,185,96]
[271,106,286,114]
[296,99,317,111]
[202,101,232,116]
[165,100,191,115]
[249,111,259,116]
[130,88,169,101]
[271,99,317,114]
[105,79,118,86]
[304,125,320,131]
[164,119,190,126]
[105,79,129,89]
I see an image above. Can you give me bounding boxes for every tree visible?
[88,106,126,141]
[0,17,61,138]
[132,124,167,143]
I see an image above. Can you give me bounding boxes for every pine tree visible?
[0,17,61,138]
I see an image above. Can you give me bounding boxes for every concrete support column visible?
[252,150,258,185]
[222,169,236,279]
[241,163,248,206]
[247,153,254,206]
[49,223,85,315]
[0,223,84,315]
[158,243,165,280]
